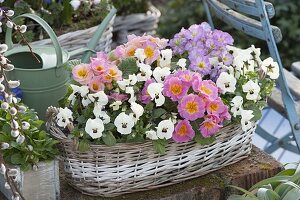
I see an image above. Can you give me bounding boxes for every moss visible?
[258,163,273,171]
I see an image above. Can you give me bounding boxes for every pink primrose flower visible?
[88,76,105,92]
[192,80,218,100]
[72,63,93,85]
[173,120,195,142]
[178,94,205,121]
[163,76,189,101]
[199,118,222,138]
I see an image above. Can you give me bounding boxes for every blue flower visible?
[0,87,23,101]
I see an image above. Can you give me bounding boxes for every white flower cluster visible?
[70,0,101,10]
[216,45,279,131]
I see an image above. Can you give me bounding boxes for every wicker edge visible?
[46,107,254,197]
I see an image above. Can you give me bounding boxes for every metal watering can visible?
[4,9,116,120]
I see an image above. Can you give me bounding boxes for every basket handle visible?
[81,7,117,63]
[5,13,63,67]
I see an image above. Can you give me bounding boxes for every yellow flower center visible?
[144,46,154,59]
[170,84,182,95]
[200,86,212,95]
[198,62,205,69]
[178,124,187,136]
[209,103,219,112]
[96,65,104,73]
[109,68,118,77]
[183,74,192,81]
[92,82,99,91]
[185,101,198,114]
[127,47,136,57]
[77,69,88,78]
[204,122,214,129]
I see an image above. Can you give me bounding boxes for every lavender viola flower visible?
[189,54,211,76]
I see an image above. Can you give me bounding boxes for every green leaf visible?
[257,188,280,200]
[282,188,300,200]
[153,140,166,154]
[249,176,292,191]
[228,185,258,198]
[152,108,167,119]
[2,123,11,134]
[102,132,117,146]
[104,123,115,131]
[79,140,90,152]
[118,57,139,78]
[194,134,216,145]
[11,153,23,165]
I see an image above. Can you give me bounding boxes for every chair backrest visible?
[203,0,300,151]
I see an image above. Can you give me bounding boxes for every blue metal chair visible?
[202,0,300,154]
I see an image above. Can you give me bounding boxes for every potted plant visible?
[46,23,278,197]
[1,0,115,58]
[0,8,59,200]
[111,0,161,47]
[228,163,300,200]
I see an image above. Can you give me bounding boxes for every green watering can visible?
[4,9,116,120]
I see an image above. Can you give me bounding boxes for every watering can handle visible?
[5,14,63,67]
[81,7,117,63]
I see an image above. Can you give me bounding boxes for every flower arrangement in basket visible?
[47,22,279,197]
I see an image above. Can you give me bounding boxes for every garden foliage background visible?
[155,0,300,69]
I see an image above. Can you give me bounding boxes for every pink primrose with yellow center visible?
[199,118,222,138]
[172,120,195,142]
[72,63,93,85]
[178,94,205,121]
[163,76,189,101]
[192,80,218,100]
[88,76,105,92]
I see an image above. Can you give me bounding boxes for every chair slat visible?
[219,0,275,19]
[291,61,300,78]
[283,68,300,100]
[267,88,300,118]
[206,0,282,43]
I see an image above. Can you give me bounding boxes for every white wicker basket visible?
[46,108,254,197]
[112,5,161,47]
[32,16,115,59]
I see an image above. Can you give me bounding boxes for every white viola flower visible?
[56,107,73,128]
[146,130,158,140]
[153,67,171,83]
[134,48,146,62]
[177,58,187,69]
[261,57,279,79]
[128,74,138,85]
[85,118,104,139]
[147,82,165,107]
[16,135,25,144]
[159,49,173,68]
[68,84,89,105]
[88,91,108,106]
[216,72,237,94]
[109,101,122,111]
[130,102,144,122]
[156,119,174,140]
[93,104,110,124]
[241,59,255,74]
[125,86,136,103]
[70,0,81,10]
[240,109,254,131]
[248,45,262,65]
[137,63,152,82]
[242,80,261,101]
[82,96,92,107]
[230,96,244,117]
[114,112,135,135]
[117,79,130,90]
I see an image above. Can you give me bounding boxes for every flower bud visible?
[0,55,7,64]
[12,97,18,104]
[6,10,14,17]
[8,80,20,89]
[4,64,14,71]
[1,102,9,110]
[6,21,13,29]
[12,195,20,200]
[0,75,4,82]
[27,145,33,151]
[11,120,19,129]
[19,25,27,33]
[16,135,25,144]
[0,83,5,92]
[5,94,13,104]
[18,105,27,113]
[11,129,20,138]
[1,142,9,150]
[9,107,17,116]
[0,44,8,53]
[7,169,18,177]
[4,182,10,190]
[0,164,6,175]
[22,121,30,130]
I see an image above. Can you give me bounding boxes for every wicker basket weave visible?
[46,107,254,197]
[112,5,161,47]
[31,16,115,59]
